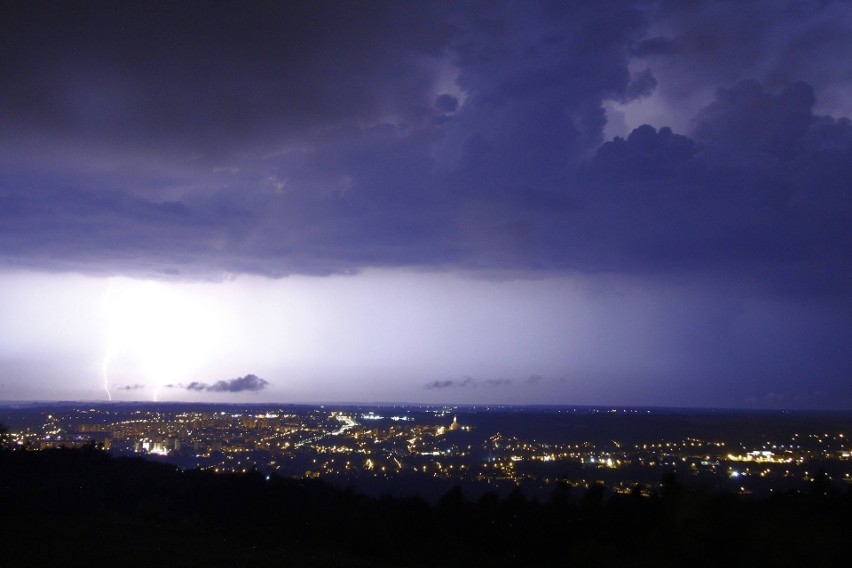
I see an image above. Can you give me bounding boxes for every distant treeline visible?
[0,444,849,567]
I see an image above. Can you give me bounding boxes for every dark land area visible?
[1,440,849,567]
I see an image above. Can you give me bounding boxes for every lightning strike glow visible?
[100,278,227,401]
[101,355,113,401]
[101,279,114,401]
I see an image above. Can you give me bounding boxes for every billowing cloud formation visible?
[583,81,852,295]
[0,1,849,301]
[180,375,269,394]
[628,0,852,126]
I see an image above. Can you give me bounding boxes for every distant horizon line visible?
[0,399,849,414]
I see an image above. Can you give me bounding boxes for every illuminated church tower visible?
[448,415,460,431]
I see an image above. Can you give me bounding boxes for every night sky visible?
[1,1,849,409]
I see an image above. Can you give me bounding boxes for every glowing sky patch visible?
[101,278,227,400]
[0,270,847,408]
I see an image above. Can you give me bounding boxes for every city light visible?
[5,405,847,497]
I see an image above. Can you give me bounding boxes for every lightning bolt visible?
[102,278,114,401]
[102,354,113,401]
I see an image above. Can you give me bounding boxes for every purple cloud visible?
[425,377,512,390]
[177,375,269,393]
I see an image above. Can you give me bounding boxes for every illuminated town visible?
[2,404,848,499]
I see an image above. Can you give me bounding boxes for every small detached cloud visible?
[425,377,474,390]
[115,383,145,391]
[424,375,566,390]
[425,377,512,390]
[424,380,457,390]
[170,374,269,393]
[525,375,568,385]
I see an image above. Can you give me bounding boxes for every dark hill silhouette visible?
[1,443,849,567]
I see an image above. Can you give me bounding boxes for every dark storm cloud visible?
[0,1,850,298]
[116,384,145,391]
[0,0,452,161]
[434,94,460,114]
[579,80,852,295]
[622,69,658,102]
[179,375,269,393]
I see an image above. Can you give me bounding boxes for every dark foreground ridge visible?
[0,444,849,567]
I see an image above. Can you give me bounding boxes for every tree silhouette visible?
[0,445,849,566]
[0,423,10,450]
